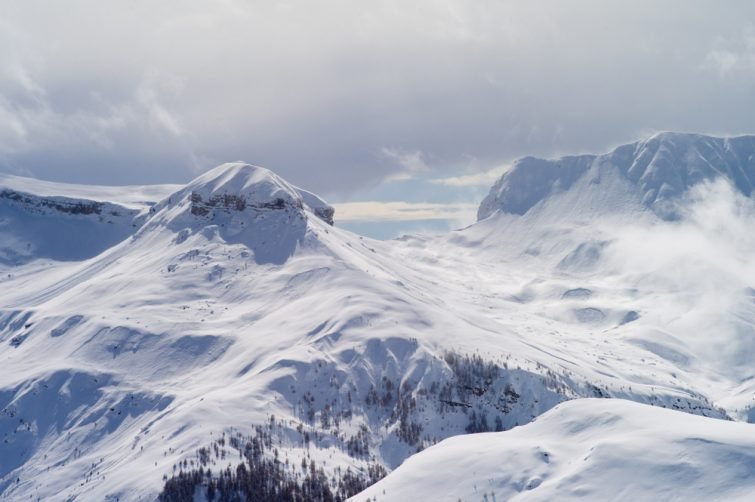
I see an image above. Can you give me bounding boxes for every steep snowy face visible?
[139,162,335,264]
[478,132,755,220]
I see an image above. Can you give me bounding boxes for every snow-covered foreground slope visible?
[1,133,755,500]
[357,398,755,502]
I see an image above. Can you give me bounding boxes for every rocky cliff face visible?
[152,162,332,225]
[0,188,139,220]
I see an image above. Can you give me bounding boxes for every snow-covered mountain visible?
[1,133,755,501]
[478,132,755,221]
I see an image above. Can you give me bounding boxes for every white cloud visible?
[703,25,755,78]
[431,165,509,187]
[136,72,186,138]
[603,179,755,371]
[333,201,477,222]
[380,148,430,182]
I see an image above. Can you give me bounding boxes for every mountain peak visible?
[150,162,334,226]
[185,162,303,216]
[137,162,335,264]
[478,132,755,221]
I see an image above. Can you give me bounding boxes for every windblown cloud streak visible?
[333,201,477,222]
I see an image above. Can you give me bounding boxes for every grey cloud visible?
[1,1,755,195]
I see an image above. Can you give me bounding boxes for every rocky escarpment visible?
[0,189,138,220]
[150,162,333,226]
[188,191,293,216]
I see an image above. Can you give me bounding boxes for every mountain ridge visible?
[479,132,755,221]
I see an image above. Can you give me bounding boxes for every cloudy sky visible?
[2,1,755,237]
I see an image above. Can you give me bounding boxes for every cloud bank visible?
[603,179,755,376]
[1,1,755,198]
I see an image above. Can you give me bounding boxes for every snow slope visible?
[1,134,755,500]
[357,398,755,502]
